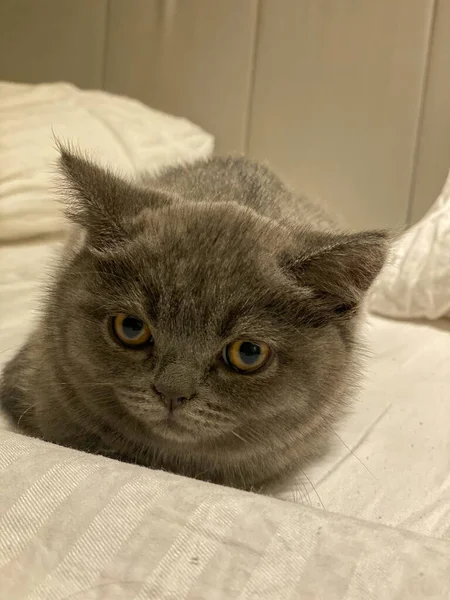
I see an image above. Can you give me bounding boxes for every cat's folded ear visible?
[57,143,170,250]
[282,230,391,324]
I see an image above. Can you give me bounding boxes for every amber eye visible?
[222,340,271,373]
[112,314,153,347]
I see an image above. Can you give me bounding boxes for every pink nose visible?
[153,383,193,410]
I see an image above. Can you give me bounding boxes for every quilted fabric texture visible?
[0,430,449,600]
[0,81,213,242]
[368,171,450,320]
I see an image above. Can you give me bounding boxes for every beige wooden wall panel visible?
[410,0,450,223]
[248,0,435,230]
[104,0,258,155]
[0,0,108,89]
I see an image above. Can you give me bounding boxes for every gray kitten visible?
[0,147,389,490]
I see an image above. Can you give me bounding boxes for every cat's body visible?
[0,151,389,490]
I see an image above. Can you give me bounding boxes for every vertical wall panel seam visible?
[406,0,439,225]
[244,0,262,155]
[101,0,111,90]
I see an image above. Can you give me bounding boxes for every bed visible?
[1,83,450,599]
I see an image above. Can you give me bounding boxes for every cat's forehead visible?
[134,202,277,278]
[99,204,284,332]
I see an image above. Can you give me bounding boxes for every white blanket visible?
[369,169,450,320]
[1,429,449,600]
[0,82,213,241]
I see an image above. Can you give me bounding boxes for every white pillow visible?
[0,82,213,241]
[368,172,450,320]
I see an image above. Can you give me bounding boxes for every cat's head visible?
[54,146,389,453]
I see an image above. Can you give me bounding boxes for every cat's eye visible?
[222,340,271,373]
[112,314,153,347]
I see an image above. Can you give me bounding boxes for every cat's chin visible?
[151,418,200,443]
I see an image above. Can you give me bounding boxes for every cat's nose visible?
[152,383,194,411]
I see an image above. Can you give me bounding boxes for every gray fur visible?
[0,148,390,490]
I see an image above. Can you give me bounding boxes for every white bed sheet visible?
[301,316,450,540]
[2,428,450,600]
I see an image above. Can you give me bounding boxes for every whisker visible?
[0,344,24,356]
[17,403,37,427]
[52,381,116,389]
[290,476,311,506]
[325,421,379,484]
[300,469,326,510]
[230,430,250,444]
[64,269,132,285]
[240,424,267,445]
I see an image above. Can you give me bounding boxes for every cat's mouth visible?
[116,391,219,442]
[153,413,198,442]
